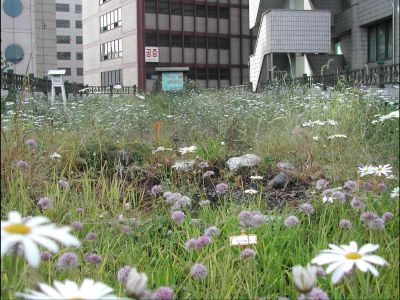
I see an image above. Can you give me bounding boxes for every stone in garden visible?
[226,154,260,171]
[171,160,195,171]
[268,172,289,189]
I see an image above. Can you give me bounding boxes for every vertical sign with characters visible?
[145,47,159,62]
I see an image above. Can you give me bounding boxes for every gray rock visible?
[226,154,260,171]
[268,172,289,189]
[171,160,195,171]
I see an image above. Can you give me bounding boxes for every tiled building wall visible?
[270,10,331,53]
[358,0,392,25]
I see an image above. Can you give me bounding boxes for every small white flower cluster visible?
[327,134,347,140]
[178,146,197,155]
[371,110,399,124]
[152,146,173,154]
[302,119,337,127]
[358,164,392,177]
[390,187,399,199]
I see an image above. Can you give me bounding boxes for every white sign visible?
[229,234,257,246]
[145,47,159,62]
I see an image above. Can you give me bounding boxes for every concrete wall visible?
[1,0,57,77]
[56,0,83,83]
[82,0,138,86]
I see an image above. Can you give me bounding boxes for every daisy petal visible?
[21,238,40,267]
[359,244,379,255]
[1,235,22,257]
[8,211,22,223]
[355,259,369,272]
[311,253,343,265]
[331,265,346,284]
[26,216,50,227]
[30,235,59,253]
[363,255,388,266]
[328,244,347,254]
[365,263,380,276]
[326,260,345,274]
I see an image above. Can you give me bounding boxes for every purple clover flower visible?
[216,182,228,194]
[382,212,393,221]
[41,251,52,261]
[171,211,185,223]
[298,203,315,215]
[339,219,352,229]
[71,221,83,231]
[240,248,256,259]
[16,160,29,169]
[117,266,132,285]
[152,287,174,300]
[84,253,102,264]
[38,197,52,209]
[25,138,37,149]
[57,252,79,269]
[58,179,69,189]
[343,180,357,192]
[151,185,164,196]
[203,170,215,178]
[204,226,220,237]
[315,179,328,190]
[238,211,267,228]
[85,231,97,240]
[191,263,208,280]
[284,215,299,228]
[199,161,209,168]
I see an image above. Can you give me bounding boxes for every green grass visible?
[1,85,399,299]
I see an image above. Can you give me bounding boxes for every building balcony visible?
[249,9,331,91]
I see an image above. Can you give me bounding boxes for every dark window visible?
[145,0,156,13]
[57,52,71,60]
[75,4,82,13]
[207,6,217,18]
[146,65,156,79]
[183,4,194,16]
[159,34,170,47]
[76,20,82,28]
[220,37,230,49]
[56,35,70,44]
[77,68,83,76]
[219,7,229,19]
[197,68,206,80]
[56,19,70,28]
[171,3,182,15]
[184,36,194,48]
[58,68,71,76]
[209,68,218,80]
[100,39,122,61]
[220,68,230,80]
[158,0,170,14]
[76,52,83,60]
[196,5,206,17]
[100,8,122,33]
[100,0,111,4]
[368,19,393,62]
[196,36,206,48]
[146,33,157,46]
[76,36,83,44]
[101,69,122,86]
[171,35,182,47]
[208,37,218,49]
[56,3,69,12]
[188,68,195,80]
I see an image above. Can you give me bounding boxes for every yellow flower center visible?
[345,252,362,260]
[4,223,31,235]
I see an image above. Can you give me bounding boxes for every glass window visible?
[76,20,82,28]
[5,44,24,63]
[100,39,122,61]
[207,6,217,18]
[3,0,23,17]
[146,33,157,46]
[158,0,169,14]
[388,24,393,59]
[57,35,70,44]
[100,0,111,4]
[145,0,156,13]
[56,3,69,12]
[220,37,230,49]
[183,4,194,16]
[377,24,386,61]
[219,7,229,19]
[100,8,122,33]
[209,68,218,80]
[368,27,376,62]
[208,37,218,49]
[101,69,122,86]
[196,36,206,48]
[77,68,83,76]
[75,4,82,13]
[197,68,206,80]
[171,35,182,47]
[76,52,83,60]
[335,42,342,55]
[76,36,83,44]
[57,52,71,60]
[159,34,170,47]
[171,3,182,15]
[196,5,206,17]
[184,36,194,48]
[368,19,392,62]
[56,19,70,28]
[220,68,230,80]
[58,68,71,76]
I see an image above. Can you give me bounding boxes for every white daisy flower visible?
[244,189,258,194]
[372,164,392,177]
[125,268,148,298]
[390,187,399,199]
[358,165,375,177]
[292,264,318,293]
[49,152,62,159]
[250,175,264,180]
[311,241,388,284]
[178,146,197,155]
[1,211,80,267]
[322,196,334,203]
[16,279,120,299]
[312,136,319,141]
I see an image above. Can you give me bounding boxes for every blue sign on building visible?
[162,72,184,91]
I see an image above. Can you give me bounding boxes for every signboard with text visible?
[162,72,184,91]
[145,47,159,62]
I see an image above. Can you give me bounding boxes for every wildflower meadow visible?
[1,84,399,299]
